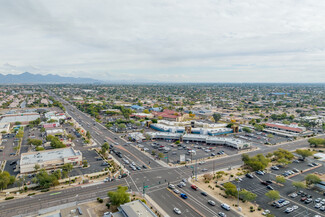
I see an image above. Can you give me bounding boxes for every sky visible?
[0,0,325,83]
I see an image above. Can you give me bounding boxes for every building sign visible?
[180,154,185,163]
[68,157,79,161]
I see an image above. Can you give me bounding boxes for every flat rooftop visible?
[0,113,40,123]
[20,147,81,165]
[119,200,157,217]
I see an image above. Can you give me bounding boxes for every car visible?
[320,206,325,211]
[218,212,226,217]
[136,166,141,170]
[201,168,208,172]
[282,200,290,206]
[178,182,185,188]
[262,210,270,215]
[261,181,269,186]
[293,160,299,163]
[285,207,293,213]
[267,185,274,190]
[278,199,286,203]
[292,205,298,210]
[173,207,181,215]
[315,203,322,209]
[191,185,198,190]
[173,189,180,194]
[293,168,300,173]
[312,162,319,166]
[271,166,279,170]
[208,200,216,206]
[101,162,109,166]
[297,190,303,195]
[180,193,187,199]
[315,198,322,203]
[256,170,265,175]
[308,163,314,167]
[9,153,15,156]
[142,165,147,169]
[236,177,243,182]
[266,180,273,184]
[168,184,175,189]
[289,193,298,198]
[221,203,230,211]
[301,197,307,201]
[305,198,313,204]
[182,178,187,183]
[201,192,207,196]
[211,153,216,156]
[245,173,254,179]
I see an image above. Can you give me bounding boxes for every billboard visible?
[180,154,185,163]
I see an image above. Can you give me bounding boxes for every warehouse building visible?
[20,147,82,173]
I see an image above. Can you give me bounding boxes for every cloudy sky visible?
[0,0,325,83]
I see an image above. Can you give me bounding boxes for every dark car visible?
[266,180,273,184]
[142,165,147,169]
[201,192,208,196]
[261,181,269,186]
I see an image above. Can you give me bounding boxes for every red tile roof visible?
[265,123,303,133]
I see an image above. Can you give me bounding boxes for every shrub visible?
[27,193,36,196]
[5,196,14,200]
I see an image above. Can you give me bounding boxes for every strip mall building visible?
[20,147,82,173]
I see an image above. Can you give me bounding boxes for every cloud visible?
[0,0,324,82]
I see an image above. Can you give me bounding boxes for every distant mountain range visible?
[0,72,100,84]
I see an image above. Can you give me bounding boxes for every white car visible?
[315,203,322,209]
[292,205,298,210]
[262,210,270,215]
[285,207,293,213]
[289,193,298,198]
[320,206,325,211]
[208,200,216,206]
[174,207,181,215]
[168,184,175,189]
[173,189,180,194]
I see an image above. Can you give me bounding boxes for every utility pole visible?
[237,180,241,211]
[195,159,198,181]
[213,160,215,175]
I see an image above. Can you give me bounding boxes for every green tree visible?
[239,189,257,202]
[265,190,280,201]
[295,149,313,160]
[35,169,59,189]
[83,160,88,167]
[242,153,270,171]
[275,176,286,184]
[86,131,91,139]
[0,171,16,191]
[158,153,164,159]
[305,174,321,186]
[308,138,325,147]
[34,164,40,172]
[107,186,130,207]
[212,113,222,122]
[223,182,238,197]
[242,127,252,133]
[292,181,306,190]
[62,163,73,185]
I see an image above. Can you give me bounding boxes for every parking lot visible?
[136,140,238,164]
[233,160,325,217]
[234,131,289,146]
